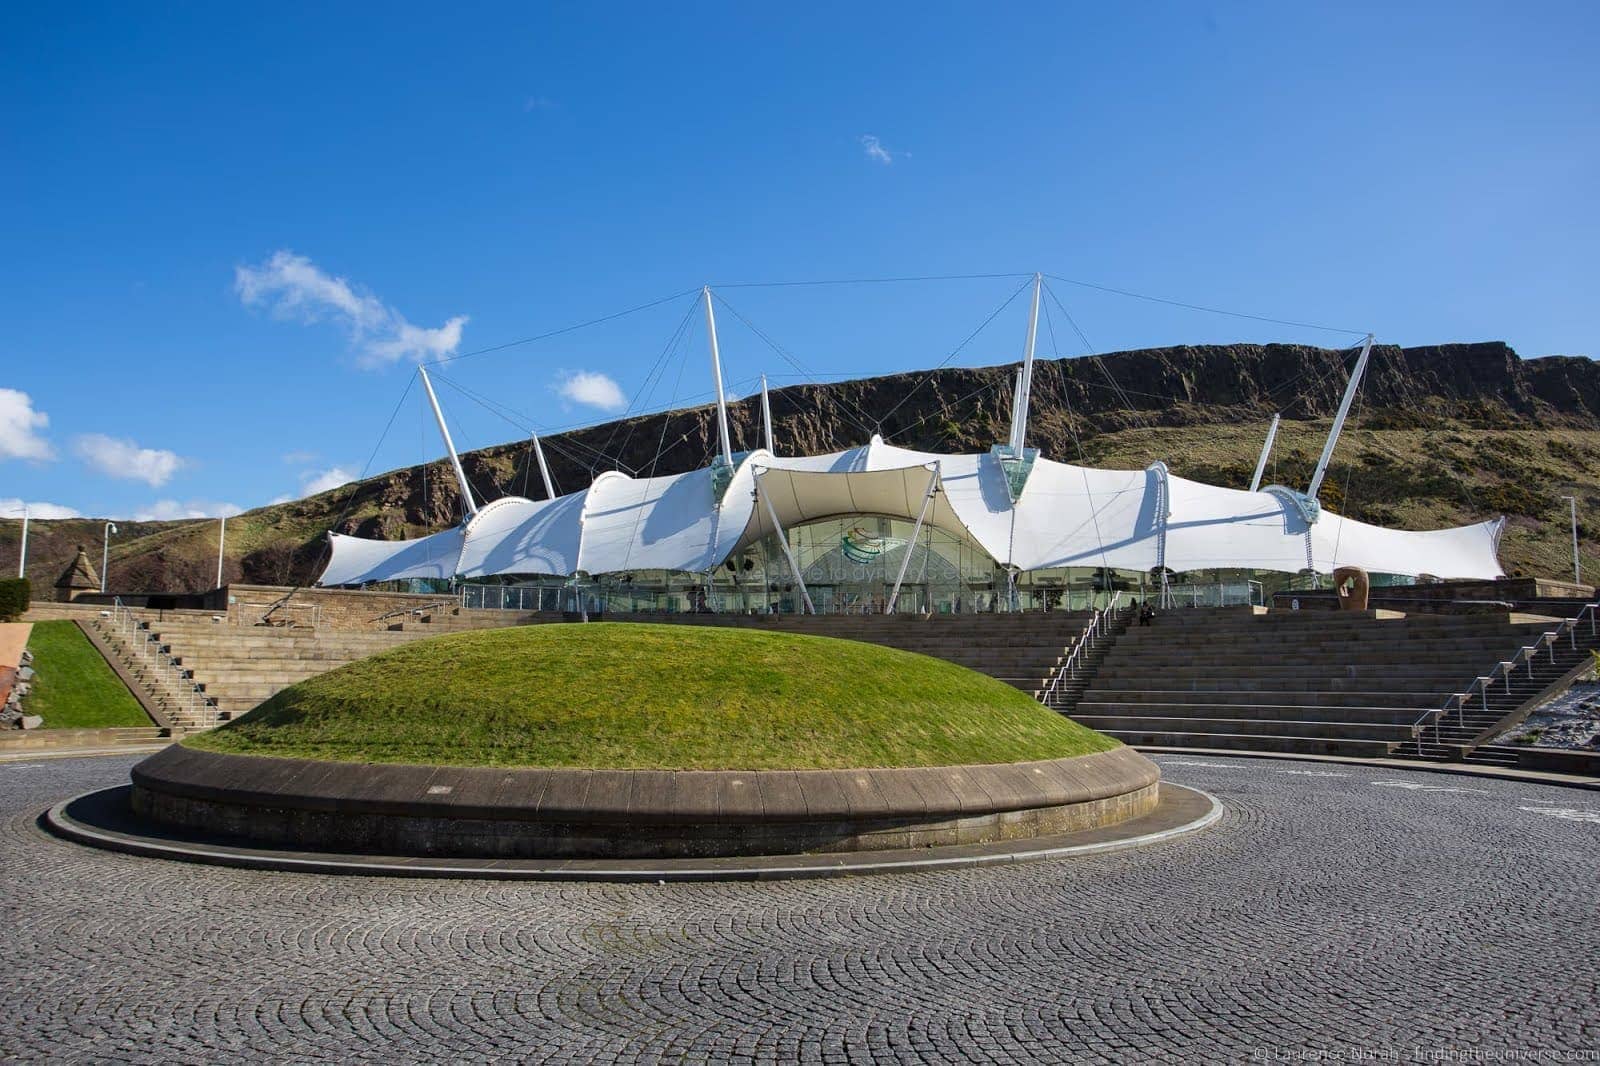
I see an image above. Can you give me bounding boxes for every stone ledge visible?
[128,745,1160,859]
[51,782,1214,881]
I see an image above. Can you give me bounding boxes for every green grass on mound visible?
[185,623,1119,770]
[24,621,153,729]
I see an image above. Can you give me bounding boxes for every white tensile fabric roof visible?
[317,435,1505,586]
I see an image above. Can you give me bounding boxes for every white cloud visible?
[0,497,80,519]
[235,250,469,368]
[72,433,186,487]
[268,493,294,505]
[130,500,244,522]
[0,389,55,462]
[281,450,318,465]
[556,370,626,411]
[523,96,558,112]
[301,467,357,496]
[859,133,903,165]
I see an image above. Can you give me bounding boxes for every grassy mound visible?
[185,623,1118,770]
[25,621,152,729]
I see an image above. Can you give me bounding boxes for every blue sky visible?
[3,2,1596,522]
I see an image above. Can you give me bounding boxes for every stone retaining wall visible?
[131,745,1160,859]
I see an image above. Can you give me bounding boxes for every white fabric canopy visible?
[317,435,1505,585]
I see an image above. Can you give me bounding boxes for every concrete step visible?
[1076,690,1437,714]
[1074,715,1416,742]
[1076,699,1435,721]
[1107,729,1396,758]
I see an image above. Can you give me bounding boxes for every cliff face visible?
[400,342,1600,516]
[3,341,1597,591]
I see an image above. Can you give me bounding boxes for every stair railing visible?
[369,601,452,625]
[1410,602,1599,754]
[1039,593,1125,709]
[108,597,219,729]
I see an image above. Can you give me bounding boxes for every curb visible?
[1138,746,1600,792]
[42,783,1222,883]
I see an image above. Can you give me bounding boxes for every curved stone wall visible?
[130,745,1160,859]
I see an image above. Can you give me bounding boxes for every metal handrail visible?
[107,597,218,729]
[237,600,322,628]
[1409,601,1599,754]
[1040,593,1125,708]
[368,600,452,624]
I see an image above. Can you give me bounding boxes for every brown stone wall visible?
[222,584,455,630]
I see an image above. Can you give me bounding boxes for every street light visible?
[1559,495,1581,585]
[101,521,118,594]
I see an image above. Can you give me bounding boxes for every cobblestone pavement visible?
[2,755,1597,1063]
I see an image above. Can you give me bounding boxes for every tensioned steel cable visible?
[875,275,1037,432]
[262,371,418,609]
[424,286,701,367]
[1043,273,1369,337]
[1040,280,1148,430]
[709,290,882,443]
[711,271,1033,289]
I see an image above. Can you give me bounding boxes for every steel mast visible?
[418,365,479,519]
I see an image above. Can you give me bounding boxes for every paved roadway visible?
[2,754,1596,1063]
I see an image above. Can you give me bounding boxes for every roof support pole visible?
[1307,333,1375,501]
[703,286,735,468]
[1007,273,1042,456]
[531,432,555,500]
[1248,413,1281,493]
[754,471,814,615]
[886,467,940,615]
[759,373,775,454]
[418,365,479,518]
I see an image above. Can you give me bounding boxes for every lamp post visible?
[101,521,118,593]
[1560,495,1580,585]
[216,515,227,590]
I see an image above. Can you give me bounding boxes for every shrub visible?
[0,578,30,621]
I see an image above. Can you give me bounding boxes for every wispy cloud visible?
[523,95,558,112]
[0,389,55,462]
[555,370,626,412]
[301,466,357,496]
[130,499,243,522]
[235,250,469,368]
[281,450,318,465]
[73,433,185,487]
[859,133,905,165]
[0,497,80,519]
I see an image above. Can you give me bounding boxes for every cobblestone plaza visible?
[3,754,1596,1062]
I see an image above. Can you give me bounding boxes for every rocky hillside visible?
[4,341,1598,592]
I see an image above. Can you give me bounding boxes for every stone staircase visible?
[87,608,223,732]
[658,612,1104,696]
[1039,607,1133,713]
[1068,607,1560,758]
[131,618,434,724]
[1415,605,1600,766]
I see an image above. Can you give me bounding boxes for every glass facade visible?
[438,513,1369,615]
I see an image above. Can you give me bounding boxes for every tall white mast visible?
[1307,333,1375,501]
[759,374,775,454]
[17,503,27,579]
[418,365,479,519]
[531,432,555,500]
[702,286,734,467]
[1007,273,1042,456]
[1248,413,1281,493]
